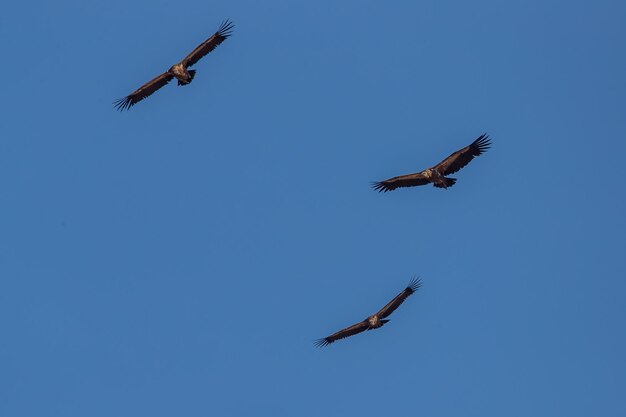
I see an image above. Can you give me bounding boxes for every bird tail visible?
[381,319,390,325]
[177,70,196,86]
[434,177,457,188]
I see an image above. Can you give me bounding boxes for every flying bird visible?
[114,20,234,111]
[315,278,422,347]
[372,134,491,192]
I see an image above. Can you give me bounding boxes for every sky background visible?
[1,0,625,416]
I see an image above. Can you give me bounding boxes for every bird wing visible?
[375,277,421,319]
[181,20,234,69]
[314,320,370,347]
[434,133,491,175]
[114,72,174,111]
[371,172,430,192]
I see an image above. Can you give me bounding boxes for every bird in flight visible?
[315,278,422,347]
[372,134,491,192]
[114,20,234,111]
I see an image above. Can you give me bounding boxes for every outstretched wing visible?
[371,173,430,192]
[181,20,234,69]
[314,320,369,347]
[375,277,422,319]
[434,134,491,175]
[114,72,174,111]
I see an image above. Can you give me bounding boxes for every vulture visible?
[372,134,491,192]
[315,278,421,347]
[114,20,234,111]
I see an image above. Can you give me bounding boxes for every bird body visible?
[421,167,453,189]
[367,315,388,329]
[169,63,195,86]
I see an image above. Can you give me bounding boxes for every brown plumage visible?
[114,20,234,111]
[314,278,422,347]
[372,134,491,192]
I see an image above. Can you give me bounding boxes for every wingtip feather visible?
[113,96,133,111]
[473,133,491,154]
[314,338,331,348]
[371,181,390,193]
[217,19,235,38]
[408,276,422,292]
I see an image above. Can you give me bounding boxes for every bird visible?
[114,20,234,111]
[372,134,491,192]
[314,278,422,347]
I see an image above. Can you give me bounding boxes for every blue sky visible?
[1,0,625,416]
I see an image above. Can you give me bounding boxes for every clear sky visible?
[1,0,625,416]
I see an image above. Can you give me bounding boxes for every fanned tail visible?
[177,70,196,86]
[433,177,457,188]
